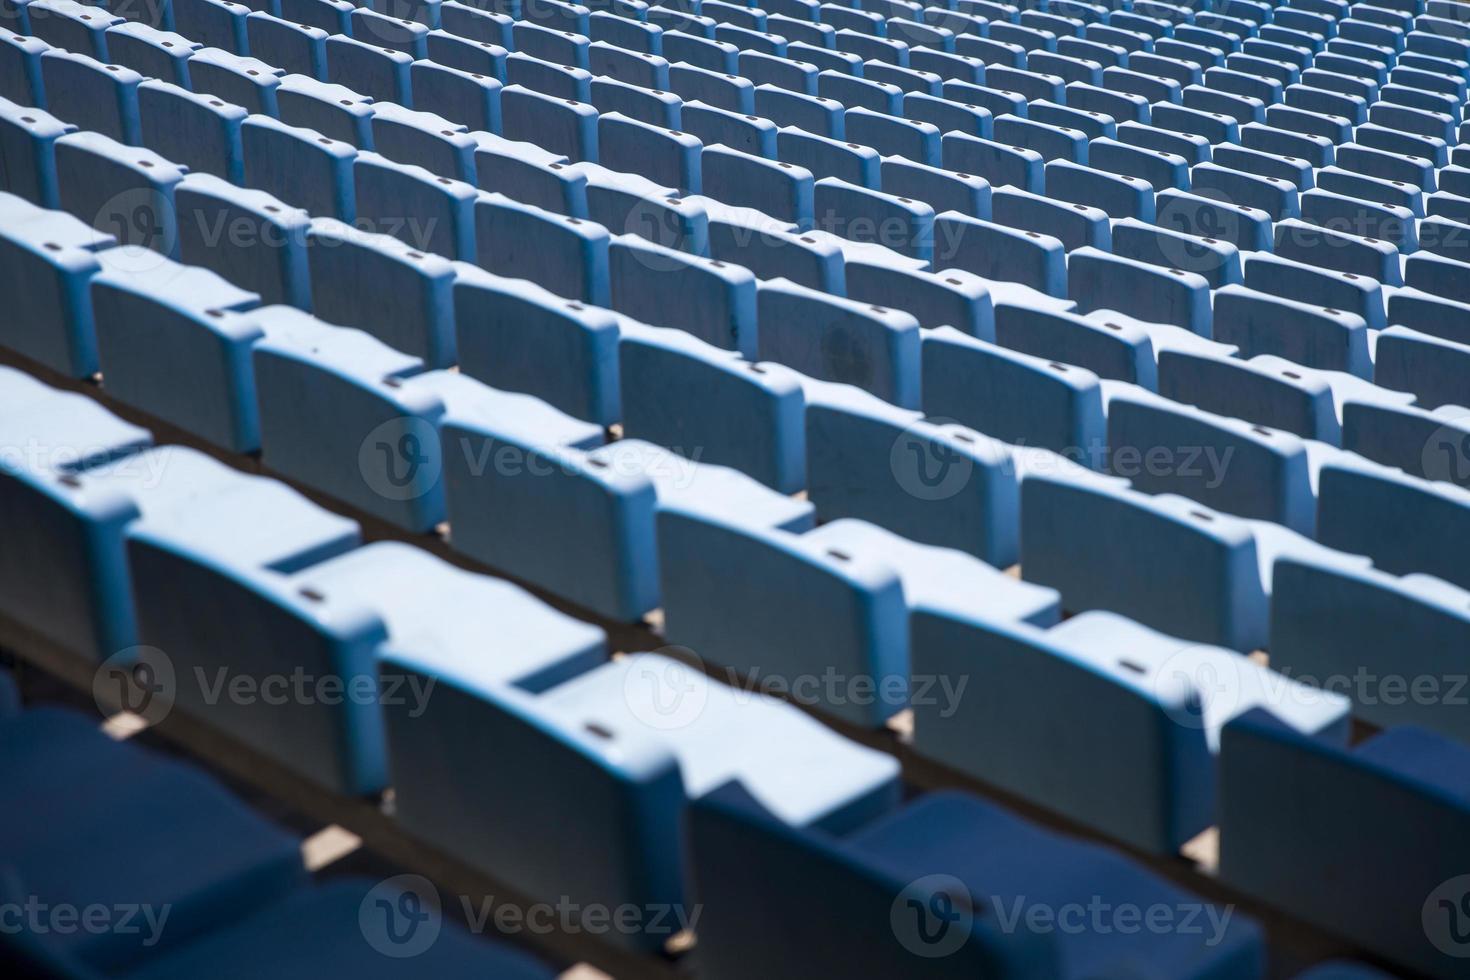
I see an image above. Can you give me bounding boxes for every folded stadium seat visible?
[992,303,1157,388]
[755,277,921,407]
[843,106,939,166]
[991,185,1108,251]
[280,0,354,35]
[887,15,953,51]
[0,707,308,972]
[1025,101,1112,144]
[513,18,588,67]
[1300,66,1377,102]
[835,27,910,66]
[1241,253,1387,337]
[941,78,1025,120]
[519,0,585,33]
[1109,217,1240,289]
[914,605,1349,852]
[1158,349,1415,446]
[931,211,1065,296]
[1210,143,1314,191]
[770,16,837,50]
[1404,249,1470,306]
[1189,161,1299,223]
[663,31,738,75]
[188,47,283,117]
[699,143,812,227]
[505,50,592,103]
[1375,325,1470,414]
[755,84,842,138]
[1342,400,1470,489]
[452,261,621,422]
[1219,708,1470,978]
[563,161,705,251]
[0,29,47,107]
[241,12,324,79]
[136,81,247,185]
[54,131,184,257]
[438,0,513,48]
[1026,51,1103,88]
[1354,121,1447,170]
[706,0,765,32]
[1369,99,1455,145]
[705,205,844,292]
[812,176,934,263]
[660,503,1057,724]
[589,75,681,130]
[174,173,311,307]
[940,131,1043,195]
[590,41,671,93]
[471,131,584,214]
[804,381,1019,564]
[817,72,902,117]
[1114,119,1211,167]
[425,28,509,79]
[1046,158,1157,220]
[992,113,1088,165]
[741,51,823,96]
[126,877,559,979]
[383,648,898,951]
[323,34,413,107]
[240,114,356,221]
[104,21,198,87]
[274,73,375,147]
[350,7,429,60]
[774,124,879,187]
[607,233,756,356]
[922,326,1103,456]
[1272,217,1400,286]
[473,191,610,304]
[679,100,776,158]
[89,247,269,451]
[788,39,864,76]
[1129,51,1203,89]
[0,191,114,374]
[364,101,471,181]
[617,321,807,492]
[1298,188,1417,252]
[908,48,983,85]
[1068,247,1212,336]
[168,0,251,54]
[352,151,478,261]
[1316,165,1425,218]
[1057,34,1132,69]
[38,49,141,147]
[1106,386,1318,534]
[844,258,993,337]
[25,0,116,60]
[1212,283,1373,379]
[302,217,453,366]
[665,60,753,115]
[1283,84,1368,126]
[1182,84,1266,128]
[863,61,942,98]
[879,156,990,218]
[498,83,598,160]
[1315,454,1470,597]
[1021,471,1372,651]
[1149,188,1271,257]
[692,784,1264,980]
[447,412,811,618]
[1389,285,1470,345]
[902,90,990,141]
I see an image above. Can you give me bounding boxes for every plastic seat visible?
[90,247,266,451]
[275,74,376,147]
[1068,247,1210,335]
[1214,282,1372,377]
[504,50,592,102]
[26,0,117,61]
[922,327,1103,456]
[618,321,806,492]
[941,131,1042,194]
[244,12,325,79]
[690,786,1264,980]
[104,21,198,87]
[174,174,309,309]
[932,210,1064,296]
[1241,252,1385,335]
[54,131,184,256]
[681,99,776,158]
[323,34,413,107]
[700,142,813,227]
[473,191,610,304]
[1375,324,1470,412]
[991,185,1107,251]
[1021,471,1367,650]
[137,81,246,185]
[0,97,73,208]
[777,124,879,187]
[993,302,1156,388]
[756,277,920,407]
[755,83,842,138]
[992,113,1087,165]
[39,49,141,146]
[914,607,1348,853]
[608,233,756,357]
[472,129,583,214]
[589,74,681,130]
[706,207,843,293]
[1219,706,1470,978]
[241,114,357,221]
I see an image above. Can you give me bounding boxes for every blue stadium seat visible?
[700,142,812,227]
[40,49,141,146]
[992,185,1109,251]
[241,114,357,221]
[174,173,310,308]
[0,97,73,208]
[777,124,879,187]
[589,74,682,129]
[474,191,611,305]
[1214,282,1373,376]
[1342,400,1470,490]
[706,208,843,292]
[608,233,756,356]
[275,73,376,147]
[54,131,184,256]
[1068,247,1211,335]
[137,81,246,185]
[757,277,921,407]
[1375,325,1470,412]
[933,210,1065,295]
[1241,252,1385,334]
[914,606,1348,852]
[324,34,413,107]
[244,12,325,79]
[993,302,1156,388]
[105,21,198,87]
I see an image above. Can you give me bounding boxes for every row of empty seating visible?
[3,0,1470,973]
